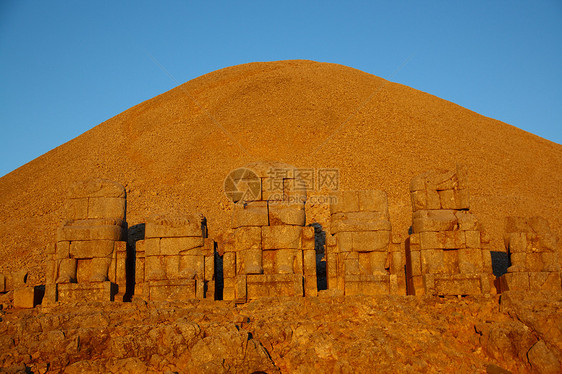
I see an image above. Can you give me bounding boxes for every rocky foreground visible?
[0,292,560,373]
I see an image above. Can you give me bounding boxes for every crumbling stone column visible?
[499,216,561,291]
[405,166,494,296]
[325,190,401,295]
[44,178,128,303]
[221,162,316,303]
[134,214,214,301]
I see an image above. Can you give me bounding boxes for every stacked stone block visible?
[0,270,39,308]
[499,217,561,291]
[326,190,401,295]
[135,214,214,301]
[45,179,128,303]
[406,166,494,296]
[222,198,316,302]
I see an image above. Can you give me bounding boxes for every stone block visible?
[352,231,390,252]
[246,274,303,299]
[261,177,280,201]
[57,222,125,241]
[530,272,561,291]
[409,250,421,276]
[64,198,89,220]
[144,238,160,256]
[145,214,204,238]
[421,249,445,274]
[179,254,205,279]
[57,258,77,283]
[262,250,275,274]
[223,252,236,278]
[70,240,115,258]
[412,275,425,295]
[13,287,36,308]
[160,237,204,256]
[410,233,420,245]
[330,191,360,214]
[456,211,478,230]
[541,252,560,272]
[420,231,465,250]
[303,249,316,275]
[357,190,389,214]
[274,249,295,274]
[390,251,403,275]
[331,211,391,234]
[452,189,470,210]
[283,178,307,203]
[268,202,305,226]
[509,252,526,270]
[223,287,235,301]
[87,197,126,220]
[294,250,303,274]
[412,210,457,233]
[304,276,317,297]
[55,241,71,259]
[442,249,460,274]
[358,252,371,274]
[262,225,302,250]
[370,251,388,274]
[164,256,180,279]
[458,248,483,274]
[465,231,481,249]
[145,256,166,281]
[410,190,427,211]
[243,248,263,274]
[233,202,269,227]
[500,272,530,291]
[432,274,482,296]
[345,278,390,296]
[525,253,544,272]
[234,227,262,251]
[57,281,114,302]
[11,270,28,289]
[147,279,197,301]
[302,226,316,250]
[426,189,442,210]
[335,232,351,252]
[204,255,214,281]
[438,189,456,210]
[509,232,527,253]
[235,275,247,303]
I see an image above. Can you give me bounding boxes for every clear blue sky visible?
[1,1,561,177]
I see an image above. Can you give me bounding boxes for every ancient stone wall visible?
[499,216,561,291]
[406,166,495,296]
[221,162,316,302]
[44,179,128,303]
[134,214,214,301]
[325,190,404,295]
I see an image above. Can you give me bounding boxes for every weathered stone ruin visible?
[325,190,405,295]
[0,270,38,308]
[405,166,495,296]
[35,165,560,305]
[134,214,214,301]
[499,216,561,291]
[44,179,128,303]
[220,162,317,302]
